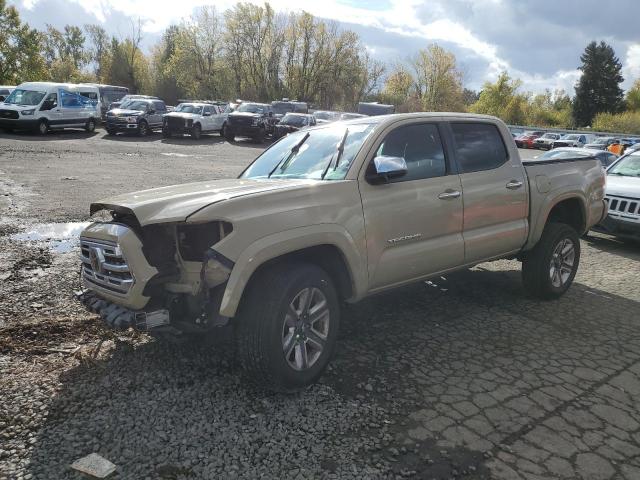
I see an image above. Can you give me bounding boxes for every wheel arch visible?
[218,226,367,318]
[526,195,587,250]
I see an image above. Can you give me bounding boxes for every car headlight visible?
[126,116,137,123]
[21,109,35,116]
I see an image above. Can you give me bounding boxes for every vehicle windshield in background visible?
[272,103,295,115]
[237,103,266,114]
[120,101,148,111]
[4,89,46,106]
[593,138,611,144]
[608,154,640,176]
[281,114,307,127]
[538,150,593,160]
[241,123,375,181]
[563,134,580,140]
[541,133,559,139]
[175,104,203,115]
[313,111,334,120]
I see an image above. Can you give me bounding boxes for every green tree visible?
[412,44,464,112]
[470,72,528,124]
[573,41,624,127]
[85,24,110,80]
[0,0,47,84]
[625,79,640,111]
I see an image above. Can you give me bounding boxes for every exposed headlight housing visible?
[21,109,35,116]
[251,118,259,126]
[126,116,137,123]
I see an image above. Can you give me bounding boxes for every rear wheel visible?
[138,120,149,137]
[220,122,228,138]
[235,263,340,392]
[224,128,235,142]
[522,223,580,299]
[191,123,201,140]
[85,118,96,133]
[106,128,115,136]
[37,119,48,135]
[162,126,171,138]
[253,127,266,143]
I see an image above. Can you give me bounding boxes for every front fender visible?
[218,224,367,317]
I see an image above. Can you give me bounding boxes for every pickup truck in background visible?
[162,102,229,139]
[77,113,607,391]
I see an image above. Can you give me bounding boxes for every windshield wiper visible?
[321,128,349,180]
[268,132,310,178]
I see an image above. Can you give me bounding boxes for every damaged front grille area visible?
[77,290,170,330]
[80,238,134,295]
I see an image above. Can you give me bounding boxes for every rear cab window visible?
[450,123,508,173]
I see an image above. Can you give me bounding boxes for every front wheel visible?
[191,123,201,140]
[220,122,228,138]
[37,119,48,135]
[85,118,96,133]
[522,223,580,299]
[162,126,171,138]
[235,263,340,392]
[253,127,266,143]
[138,121,149,137]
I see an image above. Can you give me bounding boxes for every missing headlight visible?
[177,221,232,262]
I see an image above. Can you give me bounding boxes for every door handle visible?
[506,180,523,190]
[438,190,461,200]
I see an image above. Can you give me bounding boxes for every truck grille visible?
[0,109,19,119]
[80,238,134,295]
[166,116,187,129]
[605,195,640,222]
[229,115,254,127]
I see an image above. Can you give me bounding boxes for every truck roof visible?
[343,112,504,128]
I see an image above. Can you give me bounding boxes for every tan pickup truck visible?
[77,113,607,391]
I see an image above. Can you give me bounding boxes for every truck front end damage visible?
[76,209,234,334]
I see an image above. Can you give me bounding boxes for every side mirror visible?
[203,112,211,117]
[367,156,408,183]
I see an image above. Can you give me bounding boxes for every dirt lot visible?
[1,129,640,480]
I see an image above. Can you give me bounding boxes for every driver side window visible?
[370,123,447,183]
[40,93,57,111]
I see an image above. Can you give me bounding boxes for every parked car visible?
[225,102,274,142]
[162,102,229,139]
[109,94,159,111]
[0,86,15,102]
[312,110,340,124]
[514,131,544,148]
[592,152,640,240]
[0,82,99,135]
[357,102,395,116]
[272,113,316,139]
[533,132,562,150]
[271,99,308,120]
[339,112,367,121]
[551,133,590,149]
[105,98,167,136]
[584,137,619,150]
[536,147,618,168]
[80,84,129,120]
[77,113,606,392]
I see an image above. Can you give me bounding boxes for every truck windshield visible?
[272,103,295,115]
[609,154,640,177]
[4,89,46,106]
[175,104,203,115]
[237,103,266,114]
[241,123,375,181]
[121,101,148,111]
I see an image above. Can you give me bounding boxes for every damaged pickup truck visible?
[77,113,607,391]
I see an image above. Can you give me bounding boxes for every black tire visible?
[191,123,201,140]
[106,128,115,136]
[235,262,340,392]
[138,120,149,137]
[85,118,96,133]
[220,122,227,138]
[224,128,235,142]
[162,126,171,138]
[2,128,13,134]
[254,127,266,143]
[36,119,48,135]
[522,223,581,299]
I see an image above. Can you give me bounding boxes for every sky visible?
[9,0,640,95]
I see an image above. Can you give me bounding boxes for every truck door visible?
[38,92,62,125]
[449,122,528,264]
[203,105,216,131]
[359,121,465,291]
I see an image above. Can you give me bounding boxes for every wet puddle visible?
[10,222,91,253]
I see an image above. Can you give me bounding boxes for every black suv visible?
[105,99,167,136]
[225,102,274,142]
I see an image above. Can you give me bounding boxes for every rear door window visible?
[203,106,212,116]
[153,101,166,112]
[451,123,508,173]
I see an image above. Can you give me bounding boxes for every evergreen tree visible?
[573,41,624,127]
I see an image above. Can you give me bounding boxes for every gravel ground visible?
[1,129,639,480]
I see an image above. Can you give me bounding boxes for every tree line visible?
[2,0,640,133]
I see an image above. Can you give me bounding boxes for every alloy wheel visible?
[549,238,575,288]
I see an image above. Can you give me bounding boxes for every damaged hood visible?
[91,178,315,225]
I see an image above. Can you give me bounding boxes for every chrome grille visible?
[80,238,134,295]
[604,195,640,223]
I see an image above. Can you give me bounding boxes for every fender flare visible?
[218,224,367,317]
[525,192,588,250]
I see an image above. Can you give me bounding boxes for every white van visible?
[0,82,99,135]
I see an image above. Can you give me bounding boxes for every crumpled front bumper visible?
[76,289,171,331]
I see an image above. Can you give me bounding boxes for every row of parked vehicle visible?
[0,82,391,142]
[513,129,640,155]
